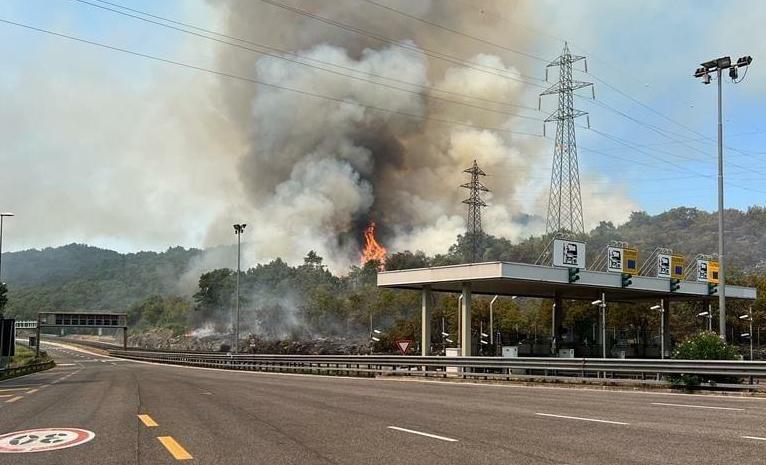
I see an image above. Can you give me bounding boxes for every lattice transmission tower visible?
[539,42,594,236]
[461,160,489,263]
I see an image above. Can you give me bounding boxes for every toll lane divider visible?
[107,349,765,391]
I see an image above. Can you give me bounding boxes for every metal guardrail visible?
[108,350,766,386]
[0,360,55,380]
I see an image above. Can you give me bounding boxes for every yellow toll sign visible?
[671,255,685,279]
[708,260,720,284]
[622,248,638,274]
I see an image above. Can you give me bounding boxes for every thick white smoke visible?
[198,0,637,272]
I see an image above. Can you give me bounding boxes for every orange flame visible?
[360,222,387,267]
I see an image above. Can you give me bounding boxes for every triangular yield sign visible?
[395,340,412,355]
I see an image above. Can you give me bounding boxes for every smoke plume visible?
[203,0,634,272]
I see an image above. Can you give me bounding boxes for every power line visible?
[357,0,764,166]
[0,17,544,139]
[72,0,544,121]
[358,0,550,64]
[256,0,548,89]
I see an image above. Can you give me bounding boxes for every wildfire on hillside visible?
[360,221,387,268]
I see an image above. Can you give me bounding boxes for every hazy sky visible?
[0,0,764,263]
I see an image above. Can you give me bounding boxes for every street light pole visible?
[740,308,754,360]
[0,213,14,285]
[591,294,607,358]
[651,302,664,359]
[489,296,498,346]
[0,212,14,369]
[232,224,246,354]
[693,55,753,339]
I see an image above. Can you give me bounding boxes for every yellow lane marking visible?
[6,396,23,403]
[157,436,193,460]
[0,394,12,398]
[138,414,159,427]
[27,389,40,394]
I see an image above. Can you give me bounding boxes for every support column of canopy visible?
[461,283,472,357]
[421,286,432,356]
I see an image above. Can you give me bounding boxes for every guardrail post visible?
[422,286,432,356]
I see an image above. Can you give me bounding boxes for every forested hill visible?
[595,207,766,270]
[1,206,765,321]
[410,206,766,271]
[1,244,203,317]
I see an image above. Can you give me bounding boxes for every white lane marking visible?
[41,341,113,359]
[742,436,766,441]
[387,426,458,442]
[5,396,23,403]
[535,413,629,425]
[652,402,745,411]
[57,363,76,366]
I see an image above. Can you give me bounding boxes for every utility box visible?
[445,347,460,374]
[558,348,575,358]
[502,346,519,358]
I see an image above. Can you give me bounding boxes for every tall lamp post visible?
[0,212,14,369]
[693,55,753,339]
[232,223,246,354]
[0,212,14,284]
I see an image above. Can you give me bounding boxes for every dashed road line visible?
[535,413,629,425]
[138,414,159,427]
[5,396,23,403]
[27,388,40,394]
[742,436,766,441]
[651,402,745,411]
[387,426,458,442]
[158,436,193,460]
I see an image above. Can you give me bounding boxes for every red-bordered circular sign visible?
[0,428,95,453]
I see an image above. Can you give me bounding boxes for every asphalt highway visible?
[1,342,765,464]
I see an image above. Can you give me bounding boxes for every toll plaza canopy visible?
[377,261,756,302]
[377,261,757,357]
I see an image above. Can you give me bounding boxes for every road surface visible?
[1,342,765,464]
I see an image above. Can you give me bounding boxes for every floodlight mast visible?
[233,223,246,353]
[693,55,753,340]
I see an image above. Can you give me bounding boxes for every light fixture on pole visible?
[693,55,753,340]
[697,310,713,331]
[232,223,246,354]
[591,295,607,358]
[651,303,664,359]
[0,212,14,369]
[0,212,14,284]
[740,309,754,360]
[489,295,498,346]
